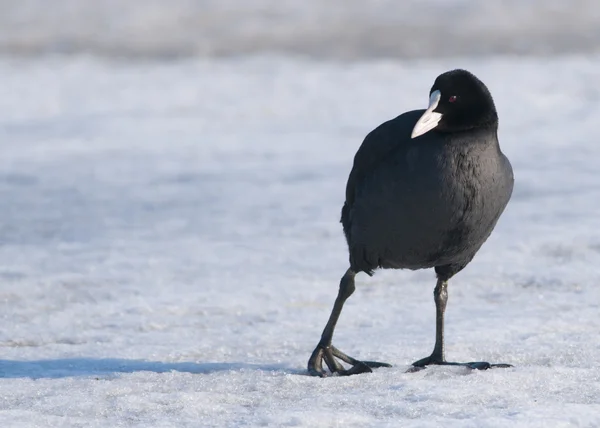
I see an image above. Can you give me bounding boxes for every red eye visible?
[448,95,457,103]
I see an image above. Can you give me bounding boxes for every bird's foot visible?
[307,344,391,377]
[407,355,512,373]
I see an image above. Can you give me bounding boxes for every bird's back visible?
[342,111,513,275]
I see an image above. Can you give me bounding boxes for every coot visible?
[308,69,514,376]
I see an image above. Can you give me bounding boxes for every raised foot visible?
[307,344,392,377]
[407,356,512,373]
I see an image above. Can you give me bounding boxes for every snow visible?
[1,55,600,426]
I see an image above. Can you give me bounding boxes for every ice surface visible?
[0,55,600,426]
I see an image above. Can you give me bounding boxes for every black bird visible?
[307,69,514,377]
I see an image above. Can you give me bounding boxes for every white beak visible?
[411,90,443,139]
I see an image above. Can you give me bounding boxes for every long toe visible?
[340,361,373,376]
[362,361,393,368]
[408,358,513,372]
[465,361,513,370]
[410,355,443,368]
[490,363,513,369]
[330,346,391,369]
[465,361,491,370]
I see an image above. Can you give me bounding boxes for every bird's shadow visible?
[0,358,302,379]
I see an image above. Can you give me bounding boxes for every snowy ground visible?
[0,55,600,426]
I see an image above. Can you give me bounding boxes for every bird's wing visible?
[340,112,419,273]
[340,111,420,251]
[344,111,421,207]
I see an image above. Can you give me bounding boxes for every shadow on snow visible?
[0,358,301,379]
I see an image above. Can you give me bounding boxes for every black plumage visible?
[308,69,514,376]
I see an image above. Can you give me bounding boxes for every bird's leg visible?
[412,279,448,367]
[307,269,392,377]
[409,278,512,372]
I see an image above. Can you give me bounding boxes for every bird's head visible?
[411,69,498,139]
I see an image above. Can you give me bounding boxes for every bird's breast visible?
[349,139,511,268]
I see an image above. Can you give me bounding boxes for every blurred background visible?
[0,0,599,60]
